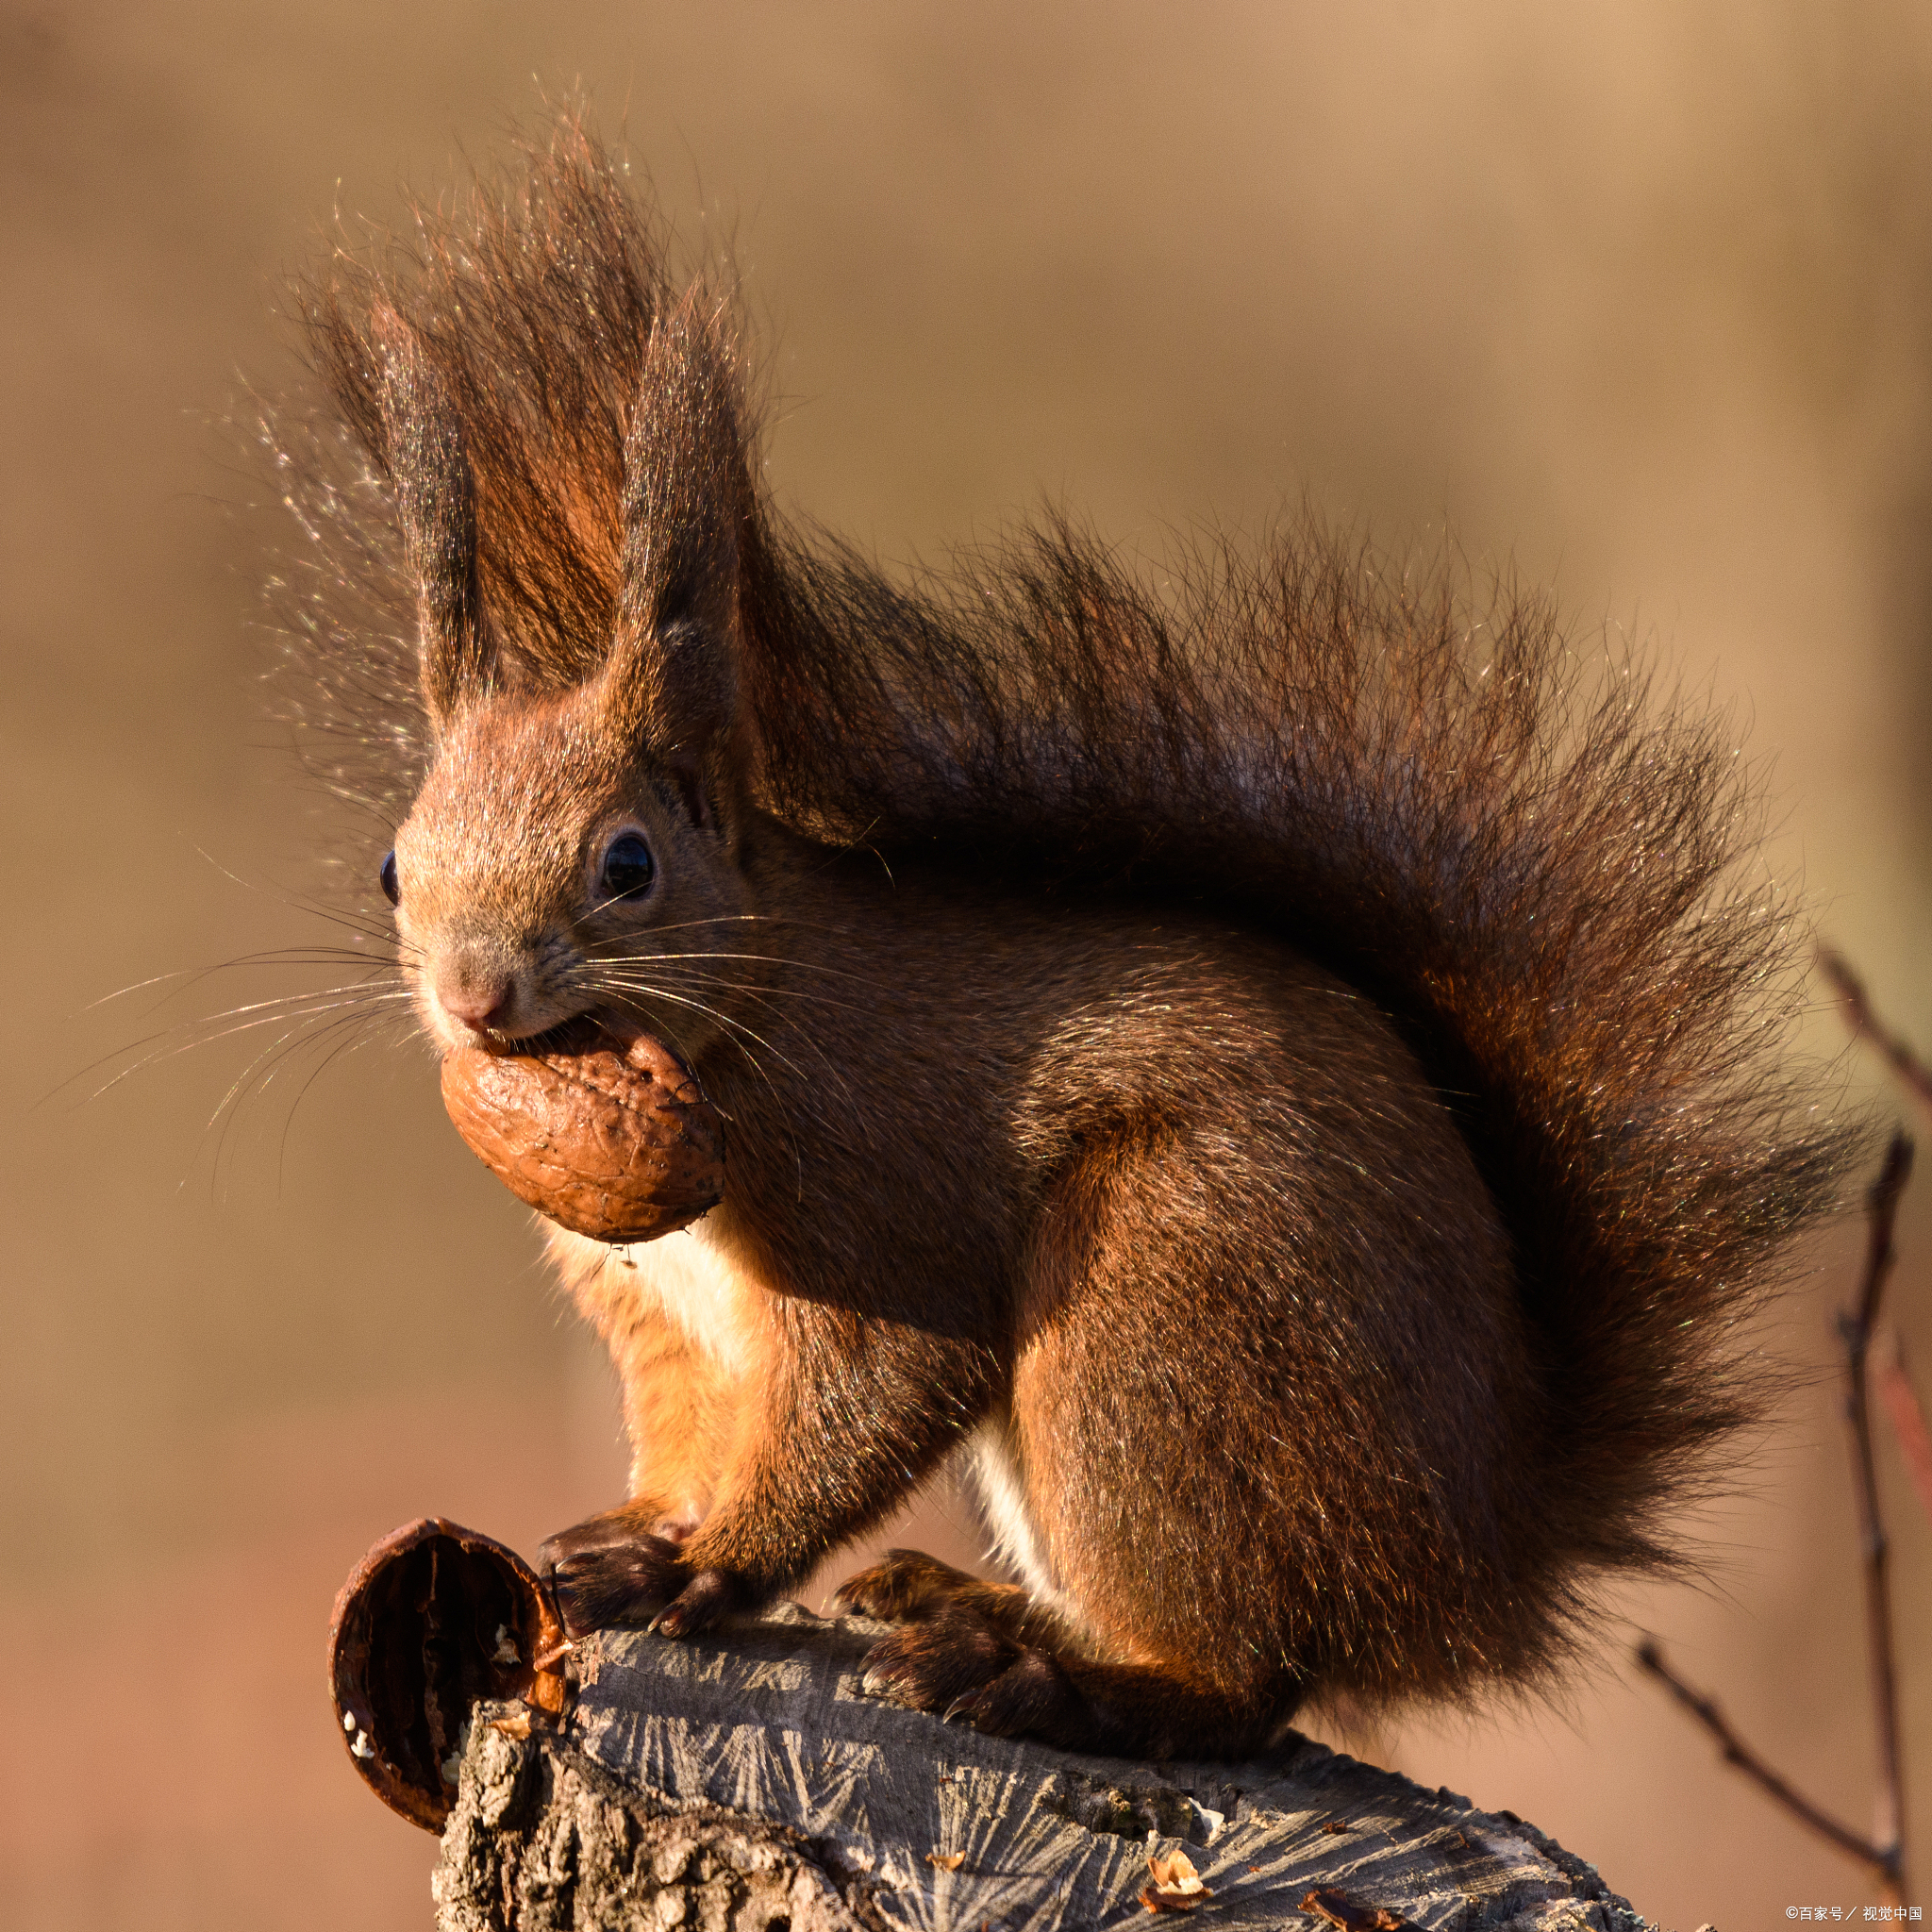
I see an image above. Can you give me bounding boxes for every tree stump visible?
[424,1605,1650,1932]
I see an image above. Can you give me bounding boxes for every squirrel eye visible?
[600,830,656,903]
[379,850,400,907]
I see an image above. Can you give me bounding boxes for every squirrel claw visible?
[648,1568,739,1640]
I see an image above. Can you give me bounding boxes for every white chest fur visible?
[631,1221,759,1373]
[547,1216,760,1377]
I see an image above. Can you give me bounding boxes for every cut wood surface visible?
[428,1606,1650,1932]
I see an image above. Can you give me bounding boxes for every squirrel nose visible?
[437,968,513,1032]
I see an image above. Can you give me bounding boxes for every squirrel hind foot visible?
[858,1606,1062,1728]
[858,1606,1291,1758]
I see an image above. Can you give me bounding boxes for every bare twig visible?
[1840,1129,1914,1901]
[1634,1638,1890,1879]
[1820,949,1932,1120]
[1635,1129,1914,1904]
[1877,1333,1932,1527]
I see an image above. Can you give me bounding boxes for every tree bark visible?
[427,1606,1650,1932]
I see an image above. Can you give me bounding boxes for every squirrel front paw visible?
[538,1510,742,1639]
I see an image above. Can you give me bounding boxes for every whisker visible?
[186,845,422,958]
[85,949,407,1016]
[590,969,873,1018]
[582,970,865,1130]
[195,999,418,1190]
[583,947,882,986]
[178,984,415,1030]
[594,969,865,1116]
[583,976,814,1104]
[274,1008,414,1188]
[596,983,789,1127]
[594,981,806,1081]
[67,987,416,1107]
[579,911,865,949]
[218,1020,417,1197]
[286,901,422,958]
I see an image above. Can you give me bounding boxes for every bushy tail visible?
[741,512,1859,1586]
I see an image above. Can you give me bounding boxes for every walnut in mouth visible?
[440,1028,724,1243]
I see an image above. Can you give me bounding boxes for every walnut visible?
[441,1030,724,1243]
[327,1516,571,1831]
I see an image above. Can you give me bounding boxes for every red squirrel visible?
[276,119,1854,1759]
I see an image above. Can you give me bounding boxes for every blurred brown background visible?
[5,3,1932,1924]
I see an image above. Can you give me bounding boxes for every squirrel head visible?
[370,293,761,1056]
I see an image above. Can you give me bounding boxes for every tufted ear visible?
[604,292,753,793]
[372,307,497,731]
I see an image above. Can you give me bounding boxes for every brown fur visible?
[267,114,1857,1757]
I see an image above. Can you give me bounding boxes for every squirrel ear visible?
[606,293,750,766]
[372,307,496,732]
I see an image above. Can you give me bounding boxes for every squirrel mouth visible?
[463,1010,656,1060]
[463,1013,606,1059]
